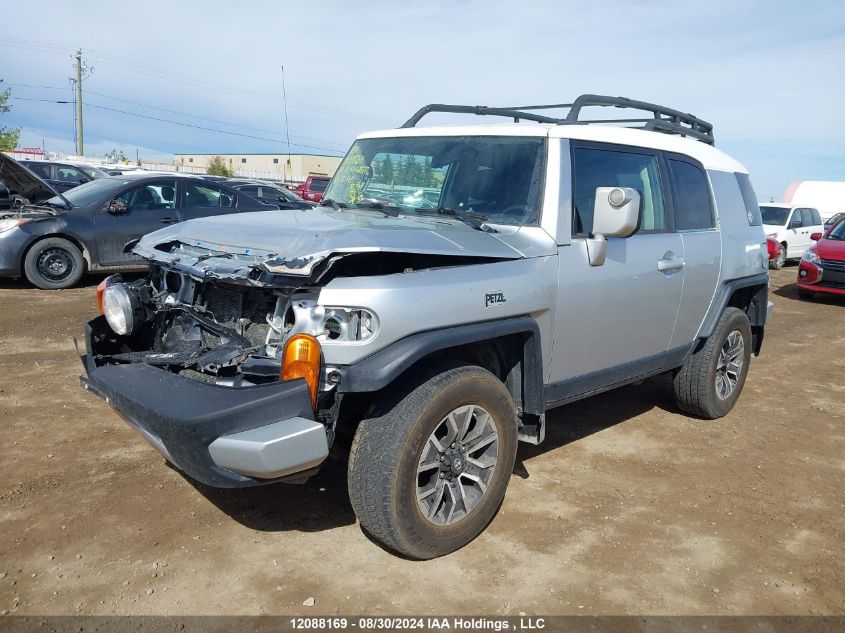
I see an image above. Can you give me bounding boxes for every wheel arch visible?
[336,316,545,421]
[698,273,769,356]
[21,232,93,271]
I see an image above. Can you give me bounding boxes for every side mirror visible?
[107,199,128,214]
[586,187,641,267]
[810,232,822,241]
[789,217,803,229]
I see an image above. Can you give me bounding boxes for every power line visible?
[5,81,349,148]
[0,35,395,125]
[9,97,344,154]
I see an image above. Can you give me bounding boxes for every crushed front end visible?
[79,255,359,487]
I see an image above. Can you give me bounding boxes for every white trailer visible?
[783,181,845,222]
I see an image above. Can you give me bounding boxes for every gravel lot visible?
[0,267,842,616]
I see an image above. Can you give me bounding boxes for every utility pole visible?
[74,49,84,156]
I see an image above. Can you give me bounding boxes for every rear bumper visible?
[80,319,328,488]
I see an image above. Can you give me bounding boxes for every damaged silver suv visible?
[80,96,771,559]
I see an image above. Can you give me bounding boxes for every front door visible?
[548,143,684,402]
[94,179,179,266]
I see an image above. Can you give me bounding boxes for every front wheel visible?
[673,307,752,419]
[23,237,85,289]
[348,362,517,559]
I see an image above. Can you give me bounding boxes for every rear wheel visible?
[673,307,752,419]
[348,362,517,559]
[23,237,85,289]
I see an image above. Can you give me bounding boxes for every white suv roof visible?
[360,95,747,175]
[360,123,746,174]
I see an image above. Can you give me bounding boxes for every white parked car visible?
[761,204,824,268]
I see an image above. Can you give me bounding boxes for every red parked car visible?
[292,175,331,203]
[767,237,785,269]
[797,217,845,299]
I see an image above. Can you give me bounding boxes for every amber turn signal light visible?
[281,334,322,408]
[96,276,114,315]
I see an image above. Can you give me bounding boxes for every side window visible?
[185,182,234,208]
[572,146,666,235]
[800,209,814,227]
[116,181,177,212]
[811,209,822,226]
[57,166,86,183]
[789,209,803,228]
[239,185,260,197]
[668,159,714,230]
[28,164,52,179]
[735,173,762,226]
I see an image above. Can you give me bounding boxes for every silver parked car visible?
[79,95,771,559]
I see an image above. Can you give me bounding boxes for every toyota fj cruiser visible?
[80,95,771,559]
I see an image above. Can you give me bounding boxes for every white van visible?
[761,203,824,267]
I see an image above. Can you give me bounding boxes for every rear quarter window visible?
[668,158,714,230]
[735,173,762,226]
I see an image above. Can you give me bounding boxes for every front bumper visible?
[80,318,328,488]
[0,227,29,277]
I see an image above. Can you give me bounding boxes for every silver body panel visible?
[550,233,685,382]
[134,133,767,393]
[208,416,329,479]
[319,256,558,367]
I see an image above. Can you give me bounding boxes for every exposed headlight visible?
[0,218,28,233]
[102,284,137,335]
[323,307,379,342]
[801,250,821,265]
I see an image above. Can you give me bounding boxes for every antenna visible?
[281,65,292,182]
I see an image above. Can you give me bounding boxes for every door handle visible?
[657,257,685,272]
[160,217,178,224]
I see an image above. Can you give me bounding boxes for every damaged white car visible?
[80,95,771,559]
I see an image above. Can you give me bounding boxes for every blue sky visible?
[1,0,843,199]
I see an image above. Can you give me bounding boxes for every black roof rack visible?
[400,94,715,145]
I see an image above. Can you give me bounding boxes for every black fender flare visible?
[336,316,544,415]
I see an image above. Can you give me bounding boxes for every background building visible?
[173,153,343,183]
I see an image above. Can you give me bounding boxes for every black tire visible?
[348,361,517,559]
[23,237,85,289]
[673,307,752,419]
[770,245,786,270]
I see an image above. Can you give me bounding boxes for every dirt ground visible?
[0,266,842,616]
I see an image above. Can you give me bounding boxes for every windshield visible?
[322,135,546,226]
[760,206,790,226]
[828,217,845,240]
[76,164,108,179]
[46,177,131,208]
[267,185,304,202]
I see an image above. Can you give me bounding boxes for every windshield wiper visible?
[320,198,348,210]
[430,207,496,232]
[352,200,401,217]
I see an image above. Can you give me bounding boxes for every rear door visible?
[665,155,721,349]
[94,179,179,266]
[178,180,241,221]
[549,142,685,396]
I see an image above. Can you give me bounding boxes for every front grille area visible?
[199,284,274,347]
[820,258,845,273]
